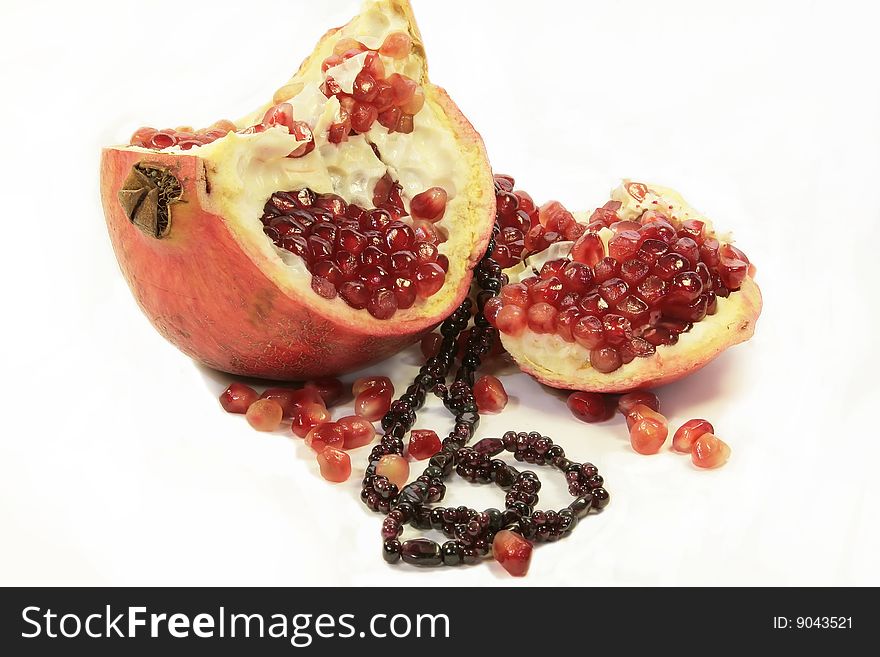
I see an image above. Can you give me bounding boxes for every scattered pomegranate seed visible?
[410,187,448,222]
[353,376,393,397]
[316,447,352,483]
[303,377,345,406]
[291,402,331,438]
[691,434,731,468]
[672,419,714,453]
[219,383,259,414]
[473,375,509,414]
[629,416,668,455]
[567,392,614,423]
[376,454,410,488]
[408,429,442,460]
[304,422,346,452]
[617,390,660,416]
[337,415,377,449]
[625,403,667,430]
[355,387,393,422]
[261,387,306,418]
[492,529,533,577]
[245,398,284,432]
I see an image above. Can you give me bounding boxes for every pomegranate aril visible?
[355,387,393,421]
[492,529,533,577]
[642,326,678,346]
[692,434,731,469]
[573,315,605,349]
[337,415,377,450]
[700,238,721,267]
[561,261,594,294]
[393,277,417,309]
[620,258,650,286]
[590,346,622,373]
[483,297,503,327]
[673,419,714,453]
[625,403,666,430]
[351,102,378,133]
[636,275,668,307]
[378,107,402,131]
[353,376,393,396]
[578,293,609,316]
[352,70,378,103]
[630,417,668,455]
[413,262,446,298]
[376,454,410,489]
[474,375,508,414]
[317,447,352,483]
[500,283,530,307]
[339,280,370,309]
[680,219,705,243]
[663,294,709,323]
[244,399,284,432]
[615,295,649,324]
[421,332,442,358]
[602,314,633,346]
[380,31,413,58]
[556,306,580,343]
[593,257,620,283]
[609,230,642,261]
[654,253,690,282]
[668,271,704,303]
[410,187,448,222]
[367,288,398,319]
[598,278,629,305]
[672,237,700,267]
[719,245,749,290]
[384,222,415,251]
[636,238,669,265]
[303,377,345,406]
[620,336,655,363]
[567,392,613,423]
[305,422,346,452]
[527,302,558,334]
[220,383,259,414]
[529,276,563,305]
[408,429,442,460]
[291,402,331,438]
[495,305,527,336]
[618,391,660,415]
[401,86,425,114]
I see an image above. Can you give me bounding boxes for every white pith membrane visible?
[118,0,491,326]
[499,181,762,393]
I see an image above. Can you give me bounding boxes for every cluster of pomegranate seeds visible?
[320,33,424,140]
[490,174,582,268]
[260,181,449,318]
[130,100,318,157]
[672,418,714,453]
[473,375,508,414]
[486,190,753,373]
[408,429,441,460]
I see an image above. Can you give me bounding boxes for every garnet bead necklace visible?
[362,181,611,570]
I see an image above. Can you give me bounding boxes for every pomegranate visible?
[567,391,614,423]
[489,181,762,392]
[101,0,495,380]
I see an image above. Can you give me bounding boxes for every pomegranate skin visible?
[101,113,492,382]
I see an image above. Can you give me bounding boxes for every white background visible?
[1,0,878,586]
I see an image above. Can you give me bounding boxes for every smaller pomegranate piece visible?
[317,447,352,483]
[220,383,259,414]
[408,429,442,460]
[291,402,331,438]
[338,415,377,449]
[567,392,613,423]
[304,422,346,452]
[376,454,410,489]
[474,375,508,414]
[245,399,284,432]
[692,434,731,469]
[672,419,715,453]
[492,529,533,577]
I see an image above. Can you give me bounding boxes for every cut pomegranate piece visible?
[316,447,352,483]
[245,399,284,432]
[337,415,377,449]
[492,529,533,577]
[493,181,762,392]
[304,422,346,452]
[473,376,509,414]
[103,0,496,380]
[291,402,331,439]
[376,454,410,489]
[219,383,259,414]
[567,392,613,423]
[408,429,442,460]
[691,434,731,469]
[673,418,714,453]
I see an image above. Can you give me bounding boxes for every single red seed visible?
[573,315,605,349]
[376,454,410,488]
[303,377,345,406]
[500,283,530,307]
[630,417,668,455]
[317,447,352,483]
[245,399,284,431]
[291,402,331,438]
[353,376,393,397]
[355,388,393,421]
[410,187,448,222]
[618,391,660,416]
[305,422,346,452]
[692,434,731,469]
[529,276,563,306]
[567,392,613,423]
[571,232,606,266]
[413,262,446,298]
[527,302,558,334]
[593,257,620,283]
[625,404,666,430]
[367,288,398,319]
[673,419,715,453]
[338,415,377,449]
[474,375,508,414]
[555,306,580,343]
[220,383,259,414]
[609,230,642,261]
[408,429,442,460]
[590,346,622,373]
[420,333,442,358]
[495,305,527,336]
[380,31,413,58]
[492,529,533,577]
